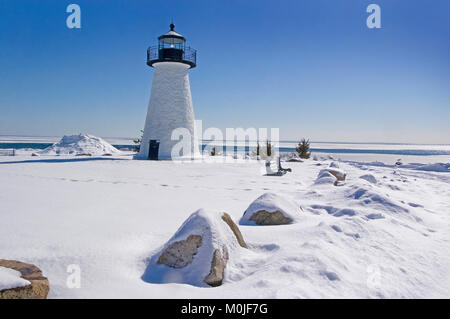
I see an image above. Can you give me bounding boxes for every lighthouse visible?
[137,24,199,160]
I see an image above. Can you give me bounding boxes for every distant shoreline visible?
[1,142,450,157]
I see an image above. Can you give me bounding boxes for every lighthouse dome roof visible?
[158,23,186,43]
[162,30,184,38]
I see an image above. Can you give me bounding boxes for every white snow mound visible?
[240,192,301,225]
[40,134,120,156]
[315,170,337,185]
[142,209,243,287]
[0,266,30,291]
[359,174,377,184]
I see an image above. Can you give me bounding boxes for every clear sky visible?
[0,0,449,144]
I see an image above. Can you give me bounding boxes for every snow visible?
[240,192,302,225]
[143,209,243,287]
[0,266,30,291]
[315,170,337,185]
[0,154,449,298]
[359,174,378,184]
[40,134,121,156]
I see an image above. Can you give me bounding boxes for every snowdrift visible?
[40,134,120,156]
[240,192,302,225]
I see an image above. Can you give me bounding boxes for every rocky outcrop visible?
[0,260,49,299]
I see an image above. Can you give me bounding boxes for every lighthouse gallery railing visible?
[147,46,197,66]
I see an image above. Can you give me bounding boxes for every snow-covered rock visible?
[40,134,120,156]
[240,192,301,225]
[143,209,246,287]
[315,164,347,185]
[315,169,337,185]
[326,167,346,181]
[0,260,49,299]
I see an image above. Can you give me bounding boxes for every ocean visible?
[1,142,450,156]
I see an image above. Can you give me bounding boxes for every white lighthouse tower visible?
[137,24,199,160]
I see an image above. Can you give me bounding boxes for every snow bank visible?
[411,163,450,172]
[359,174,377,184]
[40,134,120,156]
[0,266,30,291]
[240,192,302,225]
[143,209,244,287]
[315,170,337,185]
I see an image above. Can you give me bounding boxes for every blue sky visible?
[0,0,449,143]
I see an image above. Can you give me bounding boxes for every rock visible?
[203,248,229,287]
[0,260,49,299]
[240,192,301,225]
[249,210,293,225]
[31,153,40,157]
[143,209,246,287]
[157,235,203,268]
[221,213,247,248]
[327,168,346,181]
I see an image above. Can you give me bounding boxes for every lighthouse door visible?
[148,140,160,160]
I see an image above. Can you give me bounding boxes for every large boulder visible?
[0,260,49,299]
[143,209,247,287]
[240,192,301,226]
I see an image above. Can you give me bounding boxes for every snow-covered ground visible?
[0,154,449,298]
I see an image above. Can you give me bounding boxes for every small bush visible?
[296,138,311,159]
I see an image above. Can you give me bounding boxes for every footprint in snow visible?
[320,271,340,281]
[366,213,385,220]
[344,232,360,239]
[331,225,342,232]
